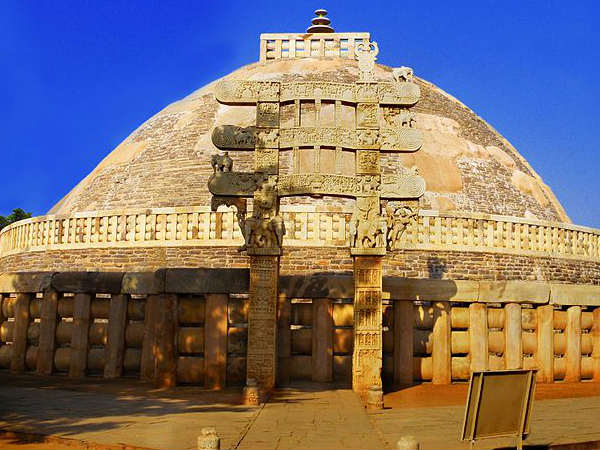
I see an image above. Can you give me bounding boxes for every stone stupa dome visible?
[49,57,569,224]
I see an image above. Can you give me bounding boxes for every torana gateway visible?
[1,11,599,406]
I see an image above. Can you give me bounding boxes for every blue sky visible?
[2,0,599,227]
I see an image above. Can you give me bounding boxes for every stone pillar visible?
[37,289,59,375]
[11,293,31,374]
[104,294,128,379]
[204,293,228,389]
[593,308,600,381]
[469,303,488,372]
[432,302,451,384]
[312,298,333,382]
[504,303,523,369]
[154,294,177,388]
[69,293,91,378]
[246,255,279,393]
[352,256,383,399]
[536,305,554,383]
[565,305,582,382]
[393,300,414,388]
[140,294,160,381]
[277,292,291,386]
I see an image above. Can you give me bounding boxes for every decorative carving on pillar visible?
[355,41,379,82]
[385,204,417,250]
[242,178,286,256]
[353,256,383,398]
[350,197,386,252]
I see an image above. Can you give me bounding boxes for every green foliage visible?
[0,208,32,230]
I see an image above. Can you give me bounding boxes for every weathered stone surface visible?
[121,270,165,294]
[479,280,550,303]
[0,272,53,293]
[383,278,476,302]
[52,272,124,294]
[46,59,567,223]
[165,268,249,294]
[550,284,600,306]
[280,275,353,298]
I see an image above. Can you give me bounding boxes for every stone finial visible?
[197,427,220,450]
[307,9,334,33]
[396,436,420,450]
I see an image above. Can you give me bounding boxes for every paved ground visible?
[1,374,600,449]
[238,386,383,450]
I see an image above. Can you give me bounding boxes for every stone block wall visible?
[1,271,600,388]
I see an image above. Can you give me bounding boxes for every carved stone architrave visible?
[208,172,259,197]
[211,124,424,153]
[356,82,379,103]
[212,125,256,150]
[378,82,421,105]
[353,256,383,399]
[380,173,426,199]
[247,255,279,392]
[216,79,420,106]
[215,80,280,104]
[280,81,356,102]
[379,127,423,152]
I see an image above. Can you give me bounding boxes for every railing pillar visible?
[37,289,59,375]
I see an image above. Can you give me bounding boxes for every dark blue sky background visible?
[2,1,599,226]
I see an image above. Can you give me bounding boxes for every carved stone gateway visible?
[208,14,425,404]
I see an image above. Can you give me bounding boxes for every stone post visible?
[352,256,383,400]
[37,289,59,375]
[536,305,554,383]
[154,294,177,388]
[246,255,279,394]
[104,294,128,378]
[11,293,31,374]
[469,303,488,372]
[277,292,291,386]
[69,293,91,378]
[393,300,414,388]
[565,305,582,382]
[312,298,333,382]
[504,303,523,369]
[204,293,228,389]
[593,308,600,381]
[432,301,452,384]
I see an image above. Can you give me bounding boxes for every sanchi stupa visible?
[0,10,599,406]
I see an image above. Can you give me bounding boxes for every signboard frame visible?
[461,369,536,450]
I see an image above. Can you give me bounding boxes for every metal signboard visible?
[461,369,536,449]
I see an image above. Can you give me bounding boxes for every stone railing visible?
[259,32,370,61]
[0,206,599,261]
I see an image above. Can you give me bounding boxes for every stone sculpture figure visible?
[211,152,233,173]
[355,41,379,82]
[392,66,414,82]
[396,109,416,128]
[239,177,285,252]
[385,204,417,249]
[350,197,385,248]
